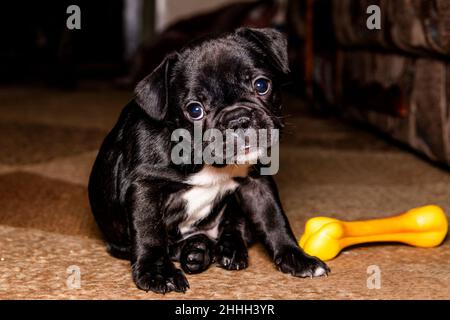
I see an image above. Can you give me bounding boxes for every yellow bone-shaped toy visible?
[299,205,448,261]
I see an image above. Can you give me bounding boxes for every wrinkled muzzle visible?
[203,105,280,164]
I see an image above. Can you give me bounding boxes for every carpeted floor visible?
[0,85,449,299]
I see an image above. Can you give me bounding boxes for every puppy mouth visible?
[222,129,273,163]
[242,136,256,154]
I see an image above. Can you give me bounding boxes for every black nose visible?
[221,108,253,130]
[228,116,251,130]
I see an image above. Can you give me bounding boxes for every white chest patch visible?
[178,165,249,239]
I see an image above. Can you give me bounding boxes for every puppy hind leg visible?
[179,234,214,274]
[106,243,131,260]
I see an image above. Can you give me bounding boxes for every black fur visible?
[88,28,329,294]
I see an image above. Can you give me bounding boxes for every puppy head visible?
[135,28,289,164]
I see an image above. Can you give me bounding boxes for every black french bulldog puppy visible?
[88,28,329,294]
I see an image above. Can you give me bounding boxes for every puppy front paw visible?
[215,235,248,271]
[275,247,330,278]
[132,259,189,294]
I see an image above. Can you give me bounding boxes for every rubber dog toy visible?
[299,205,448,261]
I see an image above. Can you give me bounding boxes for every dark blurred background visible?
[0,0,310,90]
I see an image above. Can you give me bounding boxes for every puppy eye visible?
[186,102,204,120]
[253,77,271,95]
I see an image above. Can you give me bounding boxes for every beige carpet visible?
[0,85,449,299]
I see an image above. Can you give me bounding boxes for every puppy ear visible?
[236,28,289,75]
[134,53,177,121]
